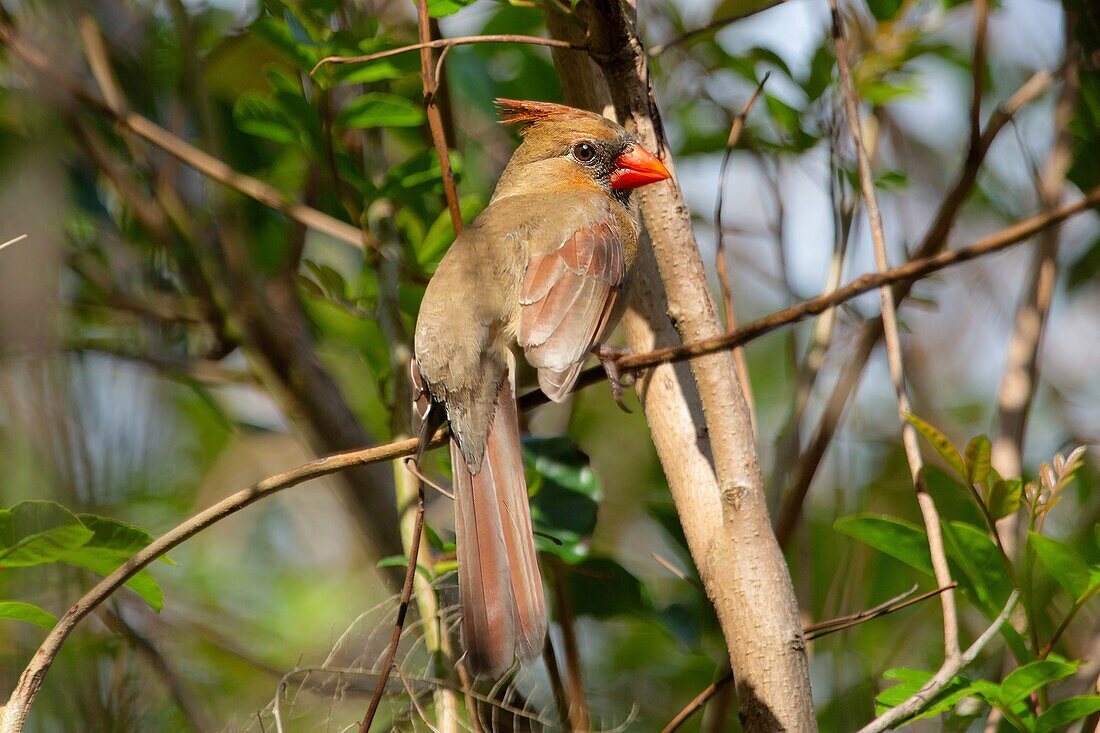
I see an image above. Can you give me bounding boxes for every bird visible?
[411,98,670,677]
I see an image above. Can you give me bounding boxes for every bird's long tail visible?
[451,377,548,677]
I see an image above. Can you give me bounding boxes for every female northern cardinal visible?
[412,99,670,676]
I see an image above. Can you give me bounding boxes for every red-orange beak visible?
[610,143,671,190]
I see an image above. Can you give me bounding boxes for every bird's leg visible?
[592,344,634,413]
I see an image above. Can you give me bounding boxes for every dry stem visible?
[830,0,960,660]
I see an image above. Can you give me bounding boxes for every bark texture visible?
[547,3,816,729]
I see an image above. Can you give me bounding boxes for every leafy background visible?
[0,0,1098,730]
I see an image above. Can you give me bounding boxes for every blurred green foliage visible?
[0,0,1098,730]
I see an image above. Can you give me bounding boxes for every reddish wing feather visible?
[518,221,625,401]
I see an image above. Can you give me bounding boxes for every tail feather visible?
[452,377,548,677]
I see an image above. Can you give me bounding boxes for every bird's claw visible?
[593,345,633,413]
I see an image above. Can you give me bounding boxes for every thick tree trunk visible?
[547,3,816,729]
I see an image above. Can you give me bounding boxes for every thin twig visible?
[830,0,961,660]
[714,75,769,432]
[415,0,462,233]
[779,69,1053,536]
[660,671,734,733]
[804,583,956,640]
[649,0,791,57]
[596,185,1100,380]
[856,591,1019,732]
[650,552,704,591]
[358,475,426,733]
[310,34,587,77]
[0,234,27,252]
[1,185,1097,730]
[549,560,590,732]
[969,0,990,153]
[662,584,955,732]
[0,24,368,251]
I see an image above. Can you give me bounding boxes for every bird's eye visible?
[572,142,597,163]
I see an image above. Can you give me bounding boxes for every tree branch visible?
[416,0,462,233]
[831,0,961,661]
[775,66,1053,543]
[1,155,1095,733]
[0,23,369,251]
[856,591,1019,733]
[310,34,588,77]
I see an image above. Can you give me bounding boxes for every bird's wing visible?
[517,214,625,401]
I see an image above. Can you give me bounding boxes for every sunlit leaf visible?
[0,501,93,568]
[0,601,57,629]
[1001,658,1078,705]
[964,435,992,485]
[427,0,475,18]
[942,521,1013,610]
[903,414,966,480]
[338,93,424,128]
[1036,696,1100,732]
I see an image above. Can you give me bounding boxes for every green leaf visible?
[1036,696,1100,732]
[427,0,475,17]
[866,0,904,21]
[1001,658,1079,705]
[234,93,297,143]
[964,435,992,486]
[337,92,424,128]
[524,437,601,563]
[562,556,649,618]
[250,13,319,71]
[376,555,433,582]
[875,668,974,720]
[904,414,966,480]
[0,601,57,629]
[55,515,166,611]
[418,196,484,268]
[987,479,1023,520]
[942,521,1013,610]
[1030,532,1092,600]
[833,515,932,575]
[0,501,94,568]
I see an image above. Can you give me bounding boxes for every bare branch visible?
[0,433,438,732]
[416,0,462,233]
[830,0,961,661]
[856,591,1019,733]
[803,583,956,640]
[777,64,1054,547]
[358,476,426,733]
[663,583,958,732]
[0,234,27,252]
[0,23,368,251]
[649,1,791,57]
[2,180,1096,730]
[714,75,769,432]
[661,671,734,733]
[310,34,587,77]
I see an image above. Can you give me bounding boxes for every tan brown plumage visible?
[412,99,670,677]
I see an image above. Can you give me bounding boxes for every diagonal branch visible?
[1,183,1096,731]
[416,0,462,233]
[777,66,1054,545]
[830,0,960,661]
[0,23,368,251]
[310,34,587,77]
[857,592,1019,732]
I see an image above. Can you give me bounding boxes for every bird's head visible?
[492,98,671,203]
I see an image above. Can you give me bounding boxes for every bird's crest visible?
[495,98,602,131]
